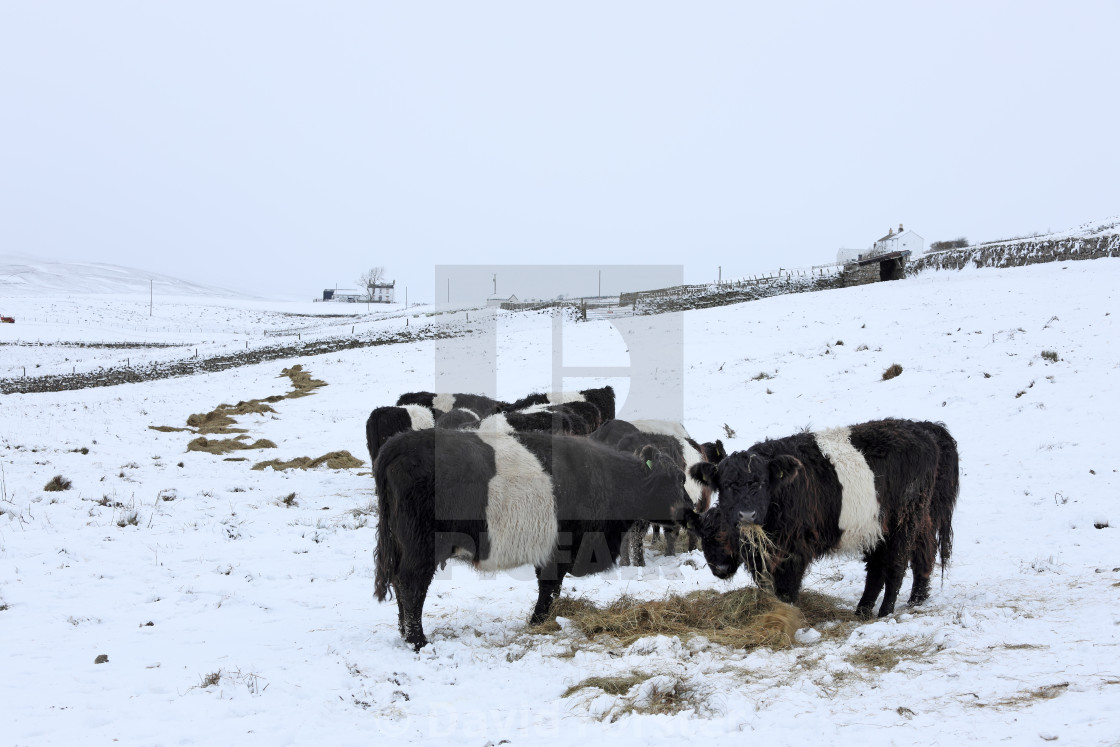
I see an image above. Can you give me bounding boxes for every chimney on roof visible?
[888,227,893,236]
[899,223,904,233]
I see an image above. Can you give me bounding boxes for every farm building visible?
[839,223,923,285]
[322,281,395,303]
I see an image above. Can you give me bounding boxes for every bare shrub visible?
[44,475,72,492]
[882,364,903,381]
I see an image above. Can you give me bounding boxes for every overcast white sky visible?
[2,2,1118,302]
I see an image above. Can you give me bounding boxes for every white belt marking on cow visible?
[546,391,585,405]
[478,414,514,434]
[477,432,557,571]
[432,393,456,413]
[403,404,434,431]
[813,427,882,554]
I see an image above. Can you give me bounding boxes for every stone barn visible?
[840,223,923,286]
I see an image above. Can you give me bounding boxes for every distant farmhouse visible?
[322,280,396,303]
[837,223,924,284]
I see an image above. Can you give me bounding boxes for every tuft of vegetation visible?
[44,475,72,492]
[280,492,298,508]
[94,654,109,664]
[562,673,649,699]
[751,371,773,381]
[845,640,933,672]
[70,447,89,455]
[200,670,222,688]
[882,364,903,381]
[929,238,969,252]
[1041,350,1060,363]
[116,510,140,527]
[722,423,737,439]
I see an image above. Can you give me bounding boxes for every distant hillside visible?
[911,218,1120,272]
[0,255,248,297]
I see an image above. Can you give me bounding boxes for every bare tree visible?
[357,266,387,297]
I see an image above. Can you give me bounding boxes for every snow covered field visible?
[2,260,1119,745]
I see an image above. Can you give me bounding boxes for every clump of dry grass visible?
[562,673,649,699]
[540,587,802,650]
[281,365,327,397]
[44,475,72,492]
[148,425,193,433]
[845,640,932,671]
[882,363,904,381]
[187,437,277,455]
[251,451,364,471]
[1041,350,1060,363]
[736,523,778,591]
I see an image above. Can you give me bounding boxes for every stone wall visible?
[911,233,1120,273]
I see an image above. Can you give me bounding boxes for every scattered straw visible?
[187,437,277,455]
[737,524,778,591]
[281,365,326,397]
[148,425,193,433]
[882,363,904,381]
[251,450,365,471]
[540,587,802,649]
[562,674,649,699]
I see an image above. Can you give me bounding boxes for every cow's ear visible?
[690,461,719,487]
[714,439,726,461]
[682,508,701,532]
[638,444,659,469]
[770,455,802,486]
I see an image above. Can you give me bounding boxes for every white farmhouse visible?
[872,223,924,256]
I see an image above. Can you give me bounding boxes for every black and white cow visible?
[473,409,584,436]
[364,404,435,466]
[610,419,714,562]
[505,385,615,422]
[395,392,504,419]
[373,428,694,650]
[434,408,481,430]
[690,418,951,617]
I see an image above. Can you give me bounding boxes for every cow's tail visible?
[934,426,961,582]
[373,452,398,602]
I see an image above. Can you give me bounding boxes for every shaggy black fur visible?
[504,385,615,422]
[690,418,954,617]
[374,429,693,650]
[434,408,480,430]
[364,406,421,466]
[395,392,504,418]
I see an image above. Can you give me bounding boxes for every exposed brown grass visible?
[44,475,72,491]
[882,363,904,381]
[562,673,649,699]
[538,587,803,649]
[187,437,277,455]
[251,450,364,471]
[845,640,932,671]
[975,682,1069,710]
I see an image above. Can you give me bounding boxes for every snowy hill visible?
[1,257,1119,743]
[0,254,248,298]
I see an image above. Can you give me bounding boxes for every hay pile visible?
[542,587,803,650]
[187,437,277,455]
[281,365,326,397]
[251,450,364,471]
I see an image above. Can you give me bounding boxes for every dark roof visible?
[856,250,911,266]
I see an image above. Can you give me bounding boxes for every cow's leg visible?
[619,526,633,566]
[856,544,889,617]
[770,555,808,605]
[664,526,678,556]
[908,511,937,607]
[393,558,436,651]
[632,520,648,567]
[530,562,570,625]
[878,517,921,617]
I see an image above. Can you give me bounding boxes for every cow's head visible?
[685,507,741,579]
[638,444,693,527]
[699,439,727,463]
[689,450,803,528]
